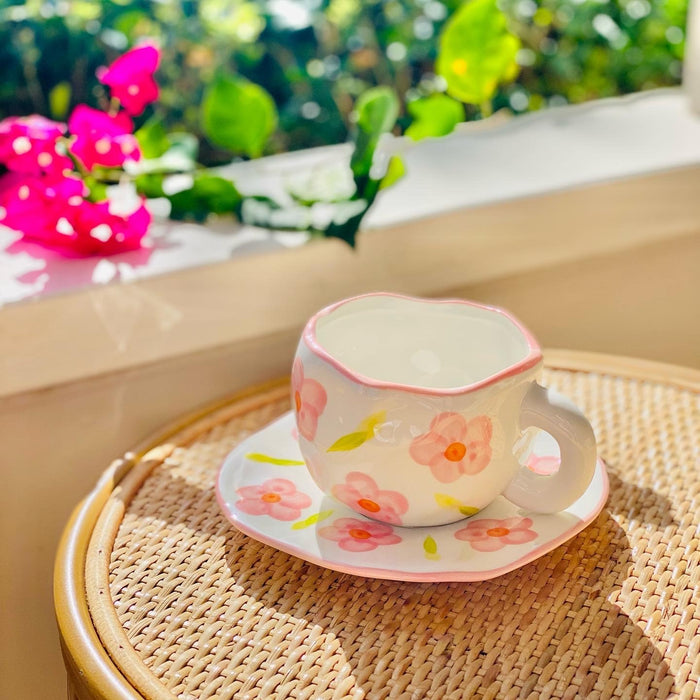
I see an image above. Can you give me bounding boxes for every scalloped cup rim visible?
[303,292,543,396]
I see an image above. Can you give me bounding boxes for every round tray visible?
[55,351,700,699]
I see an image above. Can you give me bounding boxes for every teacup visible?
[292,293,596,527]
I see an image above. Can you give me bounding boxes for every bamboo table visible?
[54,351,700,699]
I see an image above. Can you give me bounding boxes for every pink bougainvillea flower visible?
[291,359,327,441]
[332,471,409,525]
[0,172,85,244]
[97,44,160,116]
[68,105,140,171]
[0,115,73,176]
[63,198,151,256]
[409,413,492,483]
[235,478,312,521]
[318,517,402,552]
[455,517,538,552]
[0,172,150,256]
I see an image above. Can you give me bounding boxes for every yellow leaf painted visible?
[291,510,334,530]
[423,535,438,555]
[245,452,305,466]
[435,493,479,517]
[327,431,369,452]
[360,410,387,433]
[435,493,462,509]
[328,411,387,452]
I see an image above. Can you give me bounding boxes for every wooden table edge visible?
[53,352,698,699]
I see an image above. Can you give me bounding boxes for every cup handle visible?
[503,383,597,513]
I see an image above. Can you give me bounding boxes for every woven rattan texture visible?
[100,369,699,699]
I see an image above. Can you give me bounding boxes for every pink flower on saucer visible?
[292,359,327,441]
[455,517,537,552]
[332,472,409,525]
[97,44,160,116]
[235,478,311,521]
[319,517,402,552]
[409,413,492,483]
[527,454,560,476]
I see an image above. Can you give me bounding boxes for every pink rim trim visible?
[216,455,609,583]
[303,293,543,396]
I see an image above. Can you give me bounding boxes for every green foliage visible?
[437,0,520,109]
[202,74,278,157]
[135,118,170,159]
[405,94,465,140]
[168,173,242,221]
[0,0,688,160]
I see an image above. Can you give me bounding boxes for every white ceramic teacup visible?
[292,293,597,528]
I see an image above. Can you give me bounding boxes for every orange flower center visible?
[261,492,281,503]
[349,528,372,540]
[357,498,381,513]
[294,391,302,413]
[486,527,510,538]
[444,441,467,462]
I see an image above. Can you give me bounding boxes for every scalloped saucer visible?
[217,412,608,582]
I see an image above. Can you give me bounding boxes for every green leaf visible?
[245,452,306,466]
[355,86,400,136]
[134,132,198,175]
[202,74,278,157]
[48,81,71,120]
[405,94,465,141]
[351,87,399,181]
[134,173,166,199]
[380,156,405,190]
[135,118,171,159]
[291,510,334,530]
[327,431,370,452]
[458,506,480,517]
[436,0,520,106]
[168,173,242,221]
[423,535,438,555]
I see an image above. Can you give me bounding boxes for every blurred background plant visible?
[0,0,689,246]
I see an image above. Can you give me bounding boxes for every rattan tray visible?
[55,351,700,699]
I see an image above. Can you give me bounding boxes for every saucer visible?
[217,412,608,582]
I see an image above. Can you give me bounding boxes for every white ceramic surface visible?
[292,293,597,526]
[216,411,609,582]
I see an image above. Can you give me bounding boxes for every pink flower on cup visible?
[68,105,140,171]
[97,44,160,116]
[318,517,402,552]
[0,115,72,176]
[292,359,327,441]
[409,413,492,483]
[235,478,312,521]
[527,454,560,476]
[332,471,409,525]
[455,517,537,552]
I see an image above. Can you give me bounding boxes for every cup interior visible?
[311,295,536,390]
